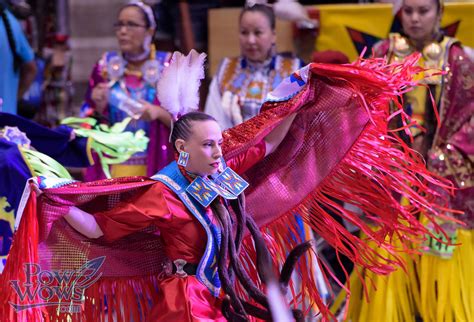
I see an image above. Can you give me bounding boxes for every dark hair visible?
[401,0,442,13]
[239,3,275,30]
[170,112,217,151]
[211,194,309,321]
[119,4,153,29]
[432,0,442,13]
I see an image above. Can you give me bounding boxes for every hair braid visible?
[211,199,249,320]
[211,194,308,321]
[170,112,217,150]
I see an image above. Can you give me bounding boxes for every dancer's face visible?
[176,120,223,176]
[115,6,153,55]
[239,11,276,63]
[401,0,441,44]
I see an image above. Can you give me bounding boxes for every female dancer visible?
[82,1,173,178]
[204,3,303,129]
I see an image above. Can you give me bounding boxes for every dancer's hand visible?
[29,179,43,196]
[91,83,109,113]
[264,113,297,156]
[140,100,172,127]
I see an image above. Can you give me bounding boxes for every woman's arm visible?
[90,83,109,114]
[224,52,300,169]
[82,60,109,116]
[33,181,171,241]
[140,100,172,127]
[18,61,37,98]
[64,206,104,239]
[226,113,297,174]
[31,182,103,239]
[264,113,297,156]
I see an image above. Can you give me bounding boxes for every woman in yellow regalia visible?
[339,0,473,321]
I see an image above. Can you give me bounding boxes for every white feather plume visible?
[157,52,182,118]
[246,0,268,6]
[273,0,309,22]
[246,0,310,24]
[157,50,207,119]
[179,49,206,116]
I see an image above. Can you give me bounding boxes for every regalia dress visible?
[205,54,303,129]
[93,141,266,321]
[341,33,474,322]
[82,49,174,179]
[205,53,322,305]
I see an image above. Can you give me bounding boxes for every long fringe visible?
[418,229,473,322]
[80,275,160,322]
[332,230,420,322]
[236,81,457,320]
[0,183,162,322]
[0,190,47,321]
[35,276,159,322]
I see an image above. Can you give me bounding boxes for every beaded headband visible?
[127,1,156,29]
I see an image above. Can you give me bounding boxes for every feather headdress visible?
[273,0,310,23]
[157,49,207,120]
[246,0,311,24]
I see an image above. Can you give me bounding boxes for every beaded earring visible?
[177,151,190,167]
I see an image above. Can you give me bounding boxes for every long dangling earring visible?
[177,151,189,167]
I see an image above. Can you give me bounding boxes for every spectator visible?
[0,1,36,114]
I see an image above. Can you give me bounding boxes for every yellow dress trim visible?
[219,57,240,94]
[332,232,420,322]
[86,136,94,165]
[418,229,473,322]
[110,164,146,178]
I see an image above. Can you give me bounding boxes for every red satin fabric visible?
[94,141,266,321]
[150,276,225,321]
[97,186,226,321]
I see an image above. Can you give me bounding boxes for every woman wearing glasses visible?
[81,1,173,180]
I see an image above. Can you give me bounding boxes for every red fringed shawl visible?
[0,56,458,321]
